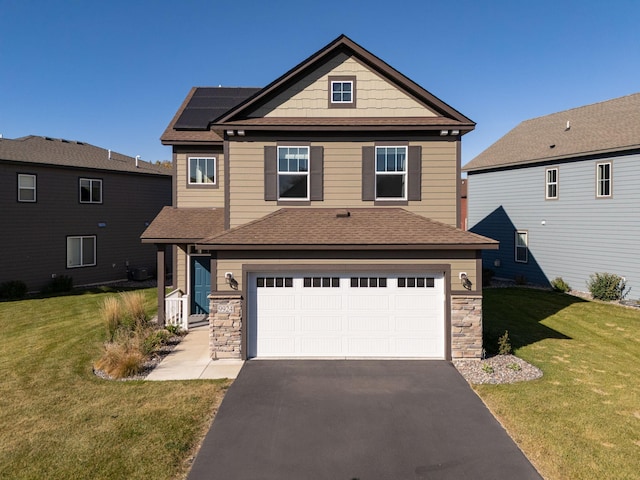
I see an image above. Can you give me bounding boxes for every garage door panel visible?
[251,272,445,358]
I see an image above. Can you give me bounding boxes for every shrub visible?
[43,275,73,294]
[587,273,628,301]
[141,329,171,356]
[551,277,571,293]
[482,268,495,286]
[165,324,183,336]
[498,330,512,355]
[514,274,527,285]
[0,280,28,299]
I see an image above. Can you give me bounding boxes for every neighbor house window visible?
[515,231,528,263]
[189,157,216,185]
[546,167,558,199]
[278,146,309,200]
[596,162,611,197]
[79,178,102,203]
[376,146,407,200]
[18,174,36,202]
[67,236,96,268]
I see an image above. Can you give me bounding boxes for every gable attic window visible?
[596,162,612,198]
[328,76,356,108]
[189,157,216,185]
[79,178,102,203]
[18,174,36,202]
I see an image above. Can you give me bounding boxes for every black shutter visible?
[362,146,375,201]
[407,145,422,201]
[264,146,277,201]
[310,146,324,201]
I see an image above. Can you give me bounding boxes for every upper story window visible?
[189,157,216,185]
[515,230,528,263]
[376,146,407,200]
[328,76,356,108]
[67,235,96,268]
[79,178,102,203]
[546,167,558,199]
[596,162,612,198]
[278,146,309,200]
[18,174,36,202]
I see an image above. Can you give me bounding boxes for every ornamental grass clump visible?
[120,291,149,329]
[102,296,124,341]
[94,331,145,378]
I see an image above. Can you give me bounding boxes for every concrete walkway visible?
[146,326,244,381]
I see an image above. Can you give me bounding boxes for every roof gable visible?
[0,136,170,175]
[464,93,640,172]
[216,35,473,127]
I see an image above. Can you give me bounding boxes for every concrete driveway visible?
[187,360,541,480]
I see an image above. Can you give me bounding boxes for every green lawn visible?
[476,288,640,480]
[0,288,229,480]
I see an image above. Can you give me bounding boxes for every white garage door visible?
[247,272,445,359]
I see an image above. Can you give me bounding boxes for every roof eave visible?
[195,242,499,251]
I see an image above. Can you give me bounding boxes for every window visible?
[331,81,352,103]
[350,277,387,288]
[398,277,435,288]
[546,167,558,199]
[189,157,216,185]
[328,76,356,108]
[256,277,293,288]
[515,231,528,263]
[18,174,36,202]
[596,162,611,197]
[67,236,96,268]
[79,178,102,203]
[304,277,340,288]
[278,146,309,200]
[376,146,407,199]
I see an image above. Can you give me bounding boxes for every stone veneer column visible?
[451,295,483,359]
[208,294,243,359]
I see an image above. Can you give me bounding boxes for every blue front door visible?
[191,256,211,314]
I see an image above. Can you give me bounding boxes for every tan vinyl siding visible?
[175,247,188,292]
[215,255,477,293]
[228,139,457,228]
[175,152,225,208]
[249,54,437,118]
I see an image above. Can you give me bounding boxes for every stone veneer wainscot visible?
[209,294,243,359]
[451,295,483,359]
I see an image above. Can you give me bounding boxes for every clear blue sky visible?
[1,0,638,165]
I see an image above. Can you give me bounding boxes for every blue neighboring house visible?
[463,93,640,297]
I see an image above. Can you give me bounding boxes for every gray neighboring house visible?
[1,135,172,292]
[464,93,640,296]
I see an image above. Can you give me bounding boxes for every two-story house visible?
[1,135,172,292]
[464,93,640,295]
[142,35,497,360]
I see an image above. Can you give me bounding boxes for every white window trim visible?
[188,156,217,185]
[79,178,102,203]
[277,146,310,201]
[515,230,528,264]
[330,80,353,104]
[18,174,36,202]
[375,146,408,201]
[545,167,558,200]
[67,235,96,268]
[596,162,612,198]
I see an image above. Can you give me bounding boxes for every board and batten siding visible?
[228,139,458,228]
[467,153,640,295]
[248,53,436,119]
[175,151,225,208]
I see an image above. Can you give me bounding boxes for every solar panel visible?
[174,87,261,130]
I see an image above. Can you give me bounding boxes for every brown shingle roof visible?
[198,208,497,250]
[0,135,170,175]
[464,93,640,172]
[141,207,225,243]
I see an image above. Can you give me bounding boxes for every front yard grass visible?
[0,288,229,480]
[476,288,640,480]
